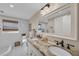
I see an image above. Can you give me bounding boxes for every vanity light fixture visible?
[40,3,50,16]
[41,3,50,10]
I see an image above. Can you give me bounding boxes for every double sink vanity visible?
[27,36,78,56]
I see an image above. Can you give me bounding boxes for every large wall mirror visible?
[39,4,78,40]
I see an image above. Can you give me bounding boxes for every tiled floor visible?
[7,46,28,56]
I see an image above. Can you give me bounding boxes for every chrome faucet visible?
[54,40,64,47]
[59,40,64,47]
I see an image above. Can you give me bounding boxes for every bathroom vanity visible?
[26,37,79,56]
[27,40,44,56]
[27,38,51,56]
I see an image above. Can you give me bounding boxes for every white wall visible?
[29,11,42,29]
[0,16,29,48]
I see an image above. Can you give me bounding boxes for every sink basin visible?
[48,46,72,56]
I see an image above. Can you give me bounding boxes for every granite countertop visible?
[27,38,79,56]
[27,38,56,56]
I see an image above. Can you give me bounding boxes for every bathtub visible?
[0,42,28,56]
[0,45,12,56]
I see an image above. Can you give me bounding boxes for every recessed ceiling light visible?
[9,4,14,8]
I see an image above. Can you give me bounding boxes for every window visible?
[3,19,18,32]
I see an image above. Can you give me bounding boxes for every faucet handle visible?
[67,44,75,50]
[54,40,59,45]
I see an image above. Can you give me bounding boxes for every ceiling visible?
[0,3,45,20]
